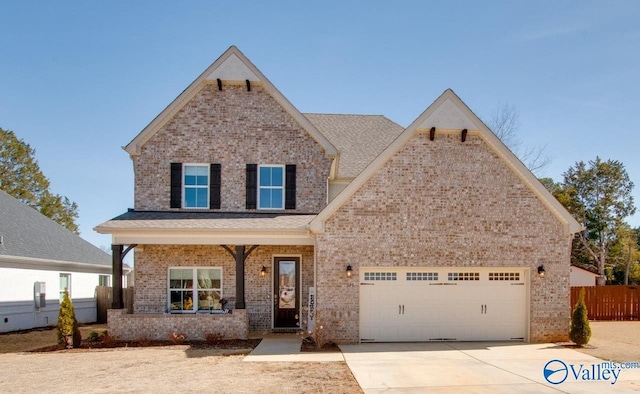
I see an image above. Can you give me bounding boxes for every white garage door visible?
[360,268,527,342]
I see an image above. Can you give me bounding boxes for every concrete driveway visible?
[340,342,640,393]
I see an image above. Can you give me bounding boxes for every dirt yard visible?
[0,325,362,393]
[572,321,640,362]
[1,321,637,393]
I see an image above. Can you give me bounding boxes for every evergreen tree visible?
[57,290,82,348]
[555,157,636,285]
[0,128,79,233]
[569,288,591,346]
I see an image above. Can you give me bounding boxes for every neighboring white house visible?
[570,265,598,287]
[0,189,119,332]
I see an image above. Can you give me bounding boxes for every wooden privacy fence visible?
[96,286,134,323]
[571,285,640,321]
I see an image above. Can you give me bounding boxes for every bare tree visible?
[486,104,551,175]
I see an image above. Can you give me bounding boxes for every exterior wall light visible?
[260,266,267,277]
[346,265,353,278]
[537,265,546,277]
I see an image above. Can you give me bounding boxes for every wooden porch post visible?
[235,245,246,309]
[111,244,124,309]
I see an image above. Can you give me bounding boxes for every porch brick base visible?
[107,309,249,341]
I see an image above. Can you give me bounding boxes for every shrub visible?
[569,288,591,346]
[87,331,100,342]
[205,333,224,345]
[56,289,81,348]
[100,332,116,346]
[304,324,335,350]
[169,332,186,345]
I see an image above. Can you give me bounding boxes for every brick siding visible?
[133,82,331,212]
[108,308,248,341]
[315,132,572,343]
[133,244,314,334]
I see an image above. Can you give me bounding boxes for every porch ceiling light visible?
[260,266,267,277]
[346,264,353,278]
[537,265,546,278]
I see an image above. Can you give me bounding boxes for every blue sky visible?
[1,1,639,251]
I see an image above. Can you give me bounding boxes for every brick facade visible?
[315,132,572,343]
[132,244,314,333]
[133,82,331,212]
[111,50,575,344]
[108,308,248,341]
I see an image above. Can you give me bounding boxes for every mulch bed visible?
[300,336,341,352]
[30,338,261,353]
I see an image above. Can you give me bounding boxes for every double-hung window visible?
[258,165,284,209]
[168,267,222,313]
[183,165,209,208]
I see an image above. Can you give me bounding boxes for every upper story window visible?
[170,163,221,210]
[246,164,296,210]
[184,164,209,208]
[258,165,284,209]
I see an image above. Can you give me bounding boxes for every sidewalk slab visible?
[244,336,344,362]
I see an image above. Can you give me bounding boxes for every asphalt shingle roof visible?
[0,189,111,266]
[303,113,405,178]
[97,210,315,231]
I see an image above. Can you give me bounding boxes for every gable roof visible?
[0,189,111,267]
[309,89,583,236]
[124,46,338,158]
[304,114,405,179]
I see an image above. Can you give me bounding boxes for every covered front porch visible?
[95,211,316,341]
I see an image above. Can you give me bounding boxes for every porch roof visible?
[94,211,316,246]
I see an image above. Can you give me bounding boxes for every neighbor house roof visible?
[304,114,405,179]
[0,189,111,268]
[310,89,584,236]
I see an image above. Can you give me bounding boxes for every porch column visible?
[111,244,124,309]
[235,245,246,309]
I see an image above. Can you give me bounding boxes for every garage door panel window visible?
[364,272,397,281]
[488,272,520,281]
[448,272,480,281]
[406,272,439,281]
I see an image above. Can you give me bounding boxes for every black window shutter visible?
[246,164,257,209]
[285,164,296,210]
[210,164,221,209]
[170,163,182,208]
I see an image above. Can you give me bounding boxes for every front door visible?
[274,257,300,328]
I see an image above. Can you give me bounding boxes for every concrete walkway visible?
[340,342,640,393]
[243,334,344,362]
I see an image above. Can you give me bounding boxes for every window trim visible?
[257,164,285,210]
[167,267,223,314]
[59,273,71,299]
[98,275,111,287]
[182,163,210,209]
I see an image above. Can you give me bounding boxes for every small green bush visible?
[56,290,81,348]
[87,331,100,342]
[569,288,591,346]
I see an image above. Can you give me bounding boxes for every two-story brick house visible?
[96,46,581,343]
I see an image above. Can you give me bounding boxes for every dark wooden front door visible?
[274,257,300,328]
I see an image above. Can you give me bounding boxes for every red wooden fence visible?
[571,285,640,321]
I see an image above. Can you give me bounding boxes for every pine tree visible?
[57,290,82,348]
[569,288,591,346]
